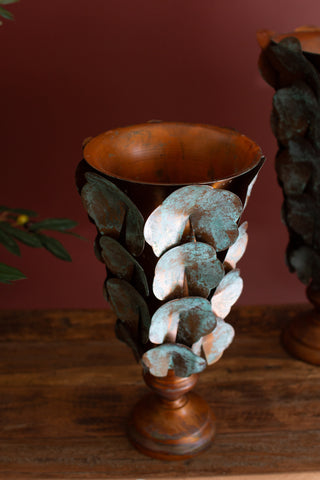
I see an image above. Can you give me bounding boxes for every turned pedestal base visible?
[128,371,216,460]
[282,311,320,365]
[282,285,320,365]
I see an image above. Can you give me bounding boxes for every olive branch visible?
[0,0,18,24]
[0,206,81,284]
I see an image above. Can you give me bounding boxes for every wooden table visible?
[0,306,319,479]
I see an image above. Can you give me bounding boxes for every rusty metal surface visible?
[76,122,264,378]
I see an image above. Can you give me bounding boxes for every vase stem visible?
[128,370,215,460]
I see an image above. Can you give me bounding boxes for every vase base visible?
[128,391,216,460]
[282,310,320,365]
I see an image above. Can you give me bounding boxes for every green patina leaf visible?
[37,234,72,261]
[81,172,144,257]
[144,185,242,257]
[153,242,224,301]
[142,343,206,378]
[200,319,234,366]
[0,222,42,248]
[0,225,20,256]
[0,262,26,284]
[30,218,78,232]
[115,319,141,362]
[105,278,150,345]
[149,297,216,347]
[211,269,243,319]
[223,221,248,269]
[99,236,148,297]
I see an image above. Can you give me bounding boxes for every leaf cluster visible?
[0,206,80,284]
[0,0,18,23]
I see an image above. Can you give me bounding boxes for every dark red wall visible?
[1,0,319,308]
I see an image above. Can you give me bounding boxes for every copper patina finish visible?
[77,121,264,459]
[258,27,320,365]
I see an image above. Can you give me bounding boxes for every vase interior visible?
[83,122,263,186]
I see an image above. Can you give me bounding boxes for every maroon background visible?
[1,0,319,309]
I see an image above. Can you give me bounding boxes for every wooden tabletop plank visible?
[0,306,319,478]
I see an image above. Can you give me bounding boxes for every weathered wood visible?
[0,305,320,478]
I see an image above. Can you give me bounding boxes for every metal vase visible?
[76,121,264,459]
[258,27,320,365]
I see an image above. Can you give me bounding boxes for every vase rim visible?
[83,121,264,187]
[271,27,320,55]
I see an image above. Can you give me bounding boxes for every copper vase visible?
[76,121,264,459]
[258,27,320,365]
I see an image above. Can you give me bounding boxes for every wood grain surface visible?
[0,305,319,479]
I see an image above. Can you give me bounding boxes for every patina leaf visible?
[144,185,243,257]
[285,194,315,245]
[272,82,318,145]
[267,37,320,94]
[149,297,216,346]
[287,245,320,285]
[153,242,224,301]
[243,176,258,210]
[201,319,235,366]
[277,161,312,196]
[211,269,243,319]
[142,343,206,377]
[224,222,248,270]
[99,236,149,296]
[81,172,144,256]
[106,278,150,344]
[115,319,141,362]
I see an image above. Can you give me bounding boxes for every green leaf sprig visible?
[0,206,81,284]
[0,0,19,24]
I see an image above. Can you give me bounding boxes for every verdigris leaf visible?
[269,38,320,96]
[115,319,141,362]
[0,225,20,256]
[0,222,42,248]
[224,222,248,270]
[106,278,150,344]
[211,269,243,319]
[200,319,234,366]
[37,234,72,261]
[287,245,316,284]
[81,172,144,256]
[30,218,78,232]
[144,185,242,257]
[272,83,318,145]
[153,242,224,301]
[142,343,206,377]
[100,236,148,296]
[0,262,26,284]
[278,161,312,196]
[285,194,315,245]
[149,297,216,346]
